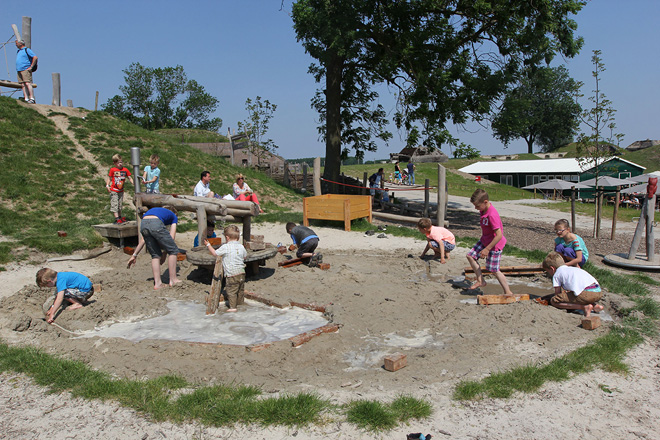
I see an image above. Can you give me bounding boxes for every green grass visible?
[0,96,301,262]
[0,340,434,430]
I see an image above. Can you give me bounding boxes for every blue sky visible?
[2,1,658,161]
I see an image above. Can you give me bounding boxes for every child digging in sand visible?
[466,189,514,295]
[417,217,455,263]
[542,251,603,317]
[36,268,95,323]
[204,225,247,312]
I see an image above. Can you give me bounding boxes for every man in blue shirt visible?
[15,40,37,104]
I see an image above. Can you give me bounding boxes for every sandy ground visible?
[1,210,659,439]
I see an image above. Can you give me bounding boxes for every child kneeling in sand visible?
[553,219,589,267]
[286,222,322,266]
[36,268,94,323]
[417,217,455,263]
[542,251,603,317]
[205,225,247,312]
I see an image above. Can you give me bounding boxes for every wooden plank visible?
[464,265,544,275]
[0,79,37,89]
[278,257,305,267]
[206,256,223,315]
[477,294,530,305]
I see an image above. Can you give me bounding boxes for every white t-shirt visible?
[553,265,598,296]
[194,180,210,197]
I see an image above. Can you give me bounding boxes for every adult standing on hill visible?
[15,40,37,104]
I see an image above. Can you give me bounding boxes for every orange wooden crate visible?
[303,194,372,231]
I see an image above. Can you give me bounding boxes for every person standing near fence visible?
[15,40,37,104]
[407,161,416,185]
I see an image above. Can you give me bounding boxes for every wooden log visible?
[175,195,256,212]
[373,211,448,227]
[52,73,61,106]
[0,79,37,89]
[477,294,530,305]
[313,157,321,196]
[464,265,544,274]
[278,257,305,267]
[196,205,207,248]
[206,255,223,315]
[136,193,228,216]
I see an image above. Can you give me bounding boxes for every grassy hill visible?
[0,97,300,267]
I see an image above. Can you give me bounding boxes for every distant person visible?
[553,219,589,267]
[36,268,94,324]
[194,218,217,247]
[106,154,134,224]
[417,217,455,264]
[233,173,264,213]
[542,251,603,317]
[286,222,322,266]
[142,154,161,194]
[204,225,247,312]
[406,161,416,185]
[127,207,182,290]
[194,171,219,198]
[394,161,402,184]
[466,188,514,295]
[15,39,37,104]
[369,168,390,202]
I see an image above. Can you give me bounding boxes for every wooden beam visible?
[0,79,37,89]
[464,265,544,275]
[206,256,223,314]
[477,294,530,305]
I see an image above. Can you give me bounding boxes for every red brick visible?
[384,353,407,372]
[250,234,264,242]
[582,316,601,330]
[318,263,331,270]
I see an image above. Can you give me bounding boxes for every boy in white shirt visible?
[205,225,247,312]
[542,251,604,317]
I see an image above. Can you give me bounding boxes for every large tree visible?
[103,63,222,131]
[291,0,585,183]
[491,66,582,154]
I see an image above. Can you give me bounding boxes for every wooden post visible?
[242,215,251,247]
[95,91,99,111]
[646,193,655,260]
[228,128,234,165]
[437,164,446,227]
[67,99,73,107]
[423,178,430,218]
[196,206,207,248]
[627,198,648,260]
[22,17,32,48]
[283,162,290,188]
[313,157,321,196]
[571,187,577,235]
[302,163,308,192]
[52,73,61,106]
[611,187,620,240]
[206,256,223,315]
[11,24,21,41]
[362,172,368,196]
[596,187,603,238]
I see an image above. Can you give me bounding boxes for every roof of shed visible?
[459,157,645,175]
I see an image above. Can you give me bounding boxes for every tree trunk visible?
[323,51,344,193]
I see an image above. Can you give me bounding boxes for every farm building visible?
[459,157,645,195]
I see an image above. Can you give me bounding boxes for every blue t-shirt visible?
[143,166,160,192]
[194,231,217,247]
[144,207,178,225]
[16,47,35,72]
[56,272,92,293]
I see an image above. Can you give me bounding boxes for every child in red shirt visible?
[105,154,134,224]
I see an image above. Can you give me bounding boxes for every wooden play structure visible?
[604,177,660,270]
[303,194,372,231]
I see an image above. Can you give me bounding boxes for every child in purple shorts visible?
[466,189,514,295]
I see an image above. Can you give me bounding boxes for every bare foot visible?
[169,279,183,287]
[584,304,593,317]
[470,281,487,289]
[154,283,168,290]
[226,308,237,312]
[593,304,604,313]
[68,303,83,310]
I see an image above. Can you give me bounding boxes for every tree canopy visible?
[102,63,222,132]
[491,66,582,154]
[237,96,278,166]
[291,0,585,182]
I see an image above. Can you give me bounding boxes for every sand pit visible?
[0,223,616,391]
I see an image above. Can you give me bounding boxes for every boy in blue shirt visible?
[142,154,161,194]
[36,268,95,323]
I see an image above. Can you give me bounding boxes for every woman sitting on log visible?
[232,173,264,213]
